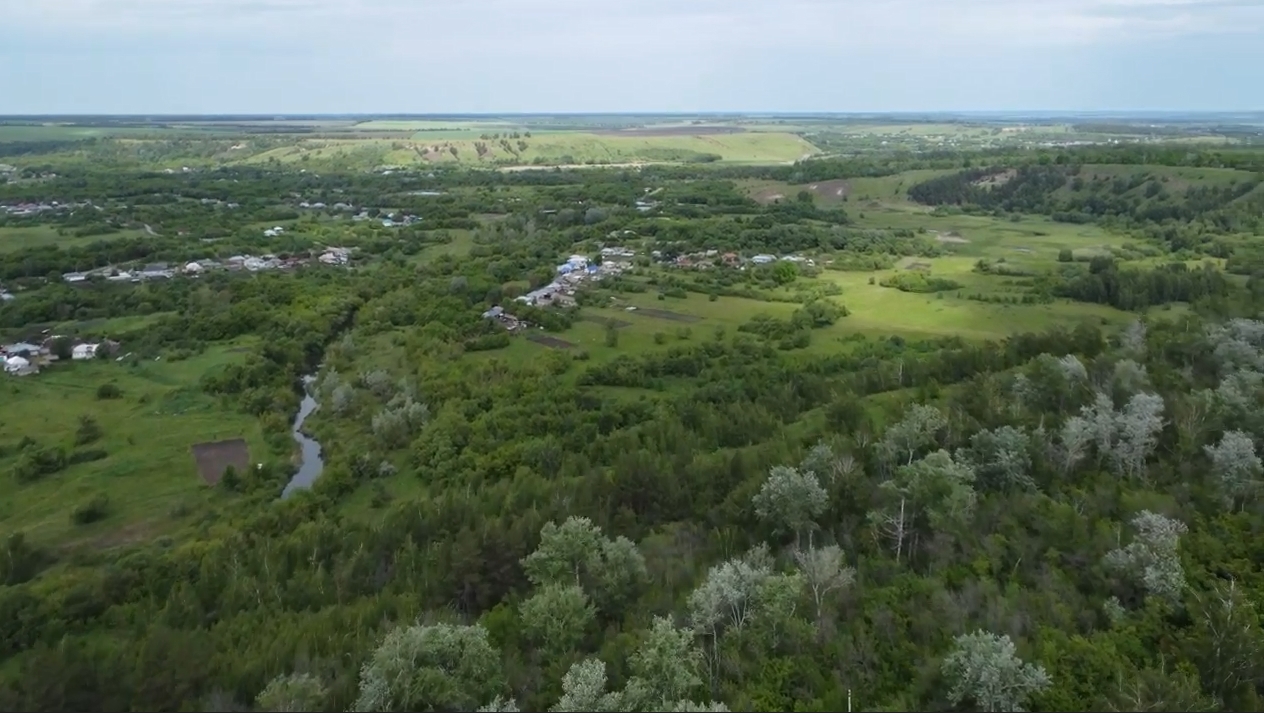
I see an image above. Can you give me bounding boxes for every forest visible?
[3,137,1264,712]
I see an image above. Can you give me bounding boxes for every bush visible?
[880,271,963,293]
[71,493,110,525]
[74,416,102,446]
[96,383,122,400]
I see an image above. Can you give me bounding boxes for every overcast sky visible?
[1,0,1261,114]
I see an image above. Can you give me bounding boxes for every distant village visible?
[2,200,95,217]
[479,242,816,332]
[2,336,122,377]
[60,246,353,284]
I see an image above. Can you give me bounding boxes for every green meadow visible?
[0,343,268,548]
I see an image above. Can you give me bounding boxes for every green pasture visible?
[0,343,267,548]
[0,226,150,253]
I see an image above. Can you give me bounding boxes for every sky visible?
[1,0,1261,114]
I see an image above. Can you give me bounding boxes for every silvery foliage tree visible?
[358,369,395,399]
[522,516,647,611]
[255,672,327,712]
[1204,430,1262,507]
[1120,319,1148,359]
[1104,510,1188,604]
[942,630,1051,713]
[752,465,828,546]
[1206,318,1264,372]
[1059,391,1165,479]
[519,582,596,657]
[1113,393,1166,480]
[552,618,728,713]
[1112,359,1152,397]
[800,440,857,486]
[961,426,1034,492]
[878,403,947,466]
[1057,354,1090,383]
[318,368,357,415]
[869,450,977,562]
[688,545,804,682]
[371,392,431,448]
[1199,369,1264,436]
[1056,413,1096,474]
[793,542,855,635]
[477,696,521,712]
[352,622,504,712]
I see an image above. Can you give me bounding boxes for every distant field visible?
[353,120,522,132]
[237,130,819,167]
[0,124,208,142]
[0,343,268,548]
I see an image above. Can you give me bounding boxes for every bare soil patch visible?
[579,316,632,329]
[528,334,576,349]
[191,438,251,485]
[751,187,787,205]
[635,308,702,323]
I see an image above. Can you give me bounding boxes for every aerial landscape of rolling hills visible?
[6,0,1264,710]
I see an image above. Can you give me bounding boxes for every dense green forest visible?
[4,137,1264,712]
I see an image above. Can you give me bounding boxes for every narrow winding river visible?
[281,374,325,498]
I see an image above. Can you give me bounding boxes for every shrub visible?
[71,493,110,525]
[96,383,122,400]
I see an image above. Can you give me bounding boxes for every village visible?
[60,246,353,284]
[1,335,123,377]
[479,243,815,332]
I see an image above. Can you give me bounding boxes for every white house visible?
[184,262,203,274]
[752,254,776,265]
[4,355,32,375]
[72,343,99,360]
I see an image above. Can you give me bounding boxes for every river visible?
[281,374,325,498]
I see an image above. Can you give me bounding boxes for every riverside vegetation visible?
[3,124,1264,711]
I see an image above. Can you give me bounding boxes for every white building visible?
[4,355,32,375]
[72,343,99,360]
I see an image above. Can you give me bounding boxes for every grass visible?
[0,343,268,548]
[411,230,476,263]
[0,226,149,253]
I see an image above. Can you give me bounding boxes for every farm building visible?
[4,355,36,376]
[2,342,42,357]
[72,343,99,360]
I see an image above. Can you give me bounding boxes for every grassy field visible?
[0,343,268,548]
[0,226,149,253]
[237,131,819,168]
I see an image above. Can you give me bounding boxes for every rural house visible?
[3,355,37,376]
[72,343,100,360]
